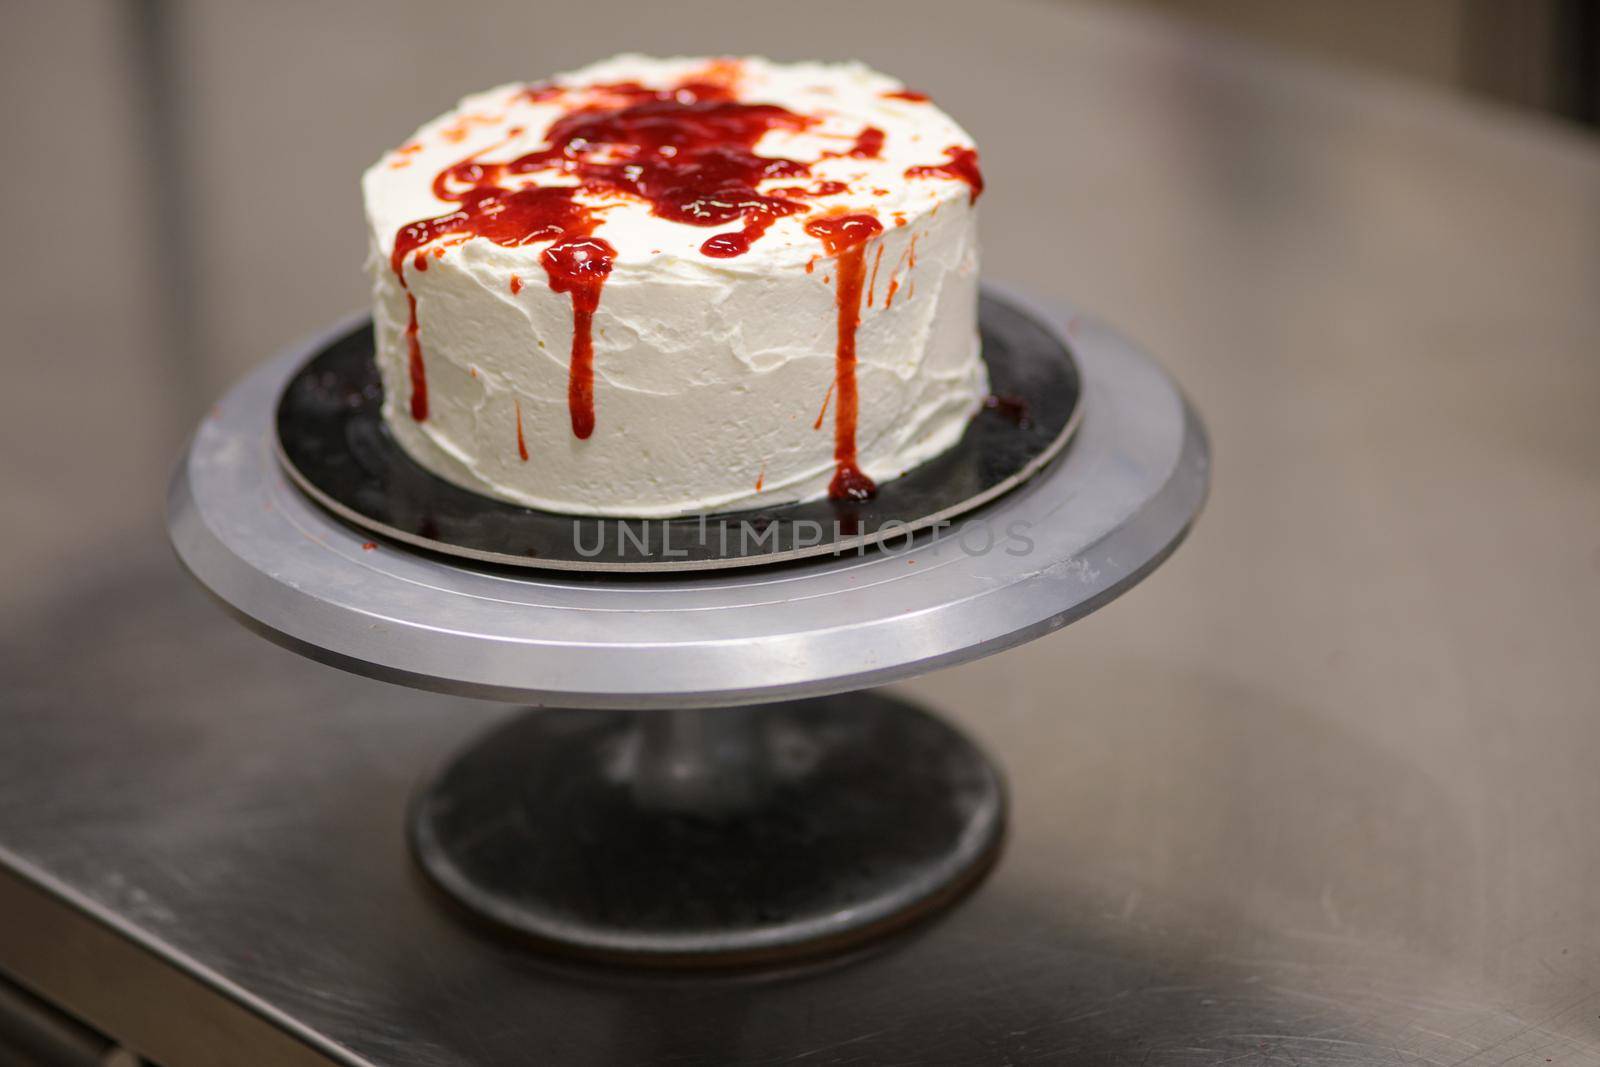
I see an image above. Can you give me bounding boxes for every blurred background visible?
[3,0,1597,610]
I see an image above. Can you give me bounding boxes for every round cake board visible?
[275,291,1082,573]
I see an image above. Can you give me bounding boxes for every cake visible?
[363,55,987,517]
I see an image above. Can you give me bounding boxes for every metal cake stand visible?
[167,288,1209,966]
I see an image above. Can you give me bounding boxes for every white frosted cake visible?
[363,54,987,517]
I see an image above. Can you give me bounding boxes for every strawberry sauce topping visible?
[906,145,984,203]
[805,214,884,501]
[389,65,979,499]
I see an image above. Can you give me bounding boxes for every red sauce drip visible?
[389,143,423,170]
[518,82,563,103]
[885,89,929,102]
[509,273,523,294]
[515,398,529,460]
[392,76,816,433]
[805,214,883,501]
[361,541,377,551]
[813,383,833,430]
[404,293,427,420]
[542,236,614,438]
[393,183,606,429]
[770,180,847,199]
[840,126,885,159]
[816,126,883,163]
[700,213,786,258]
[984,393,1031,427]
[906,146,984,203]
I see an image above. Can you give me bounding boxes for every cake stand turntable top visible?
[167,289,1208,708]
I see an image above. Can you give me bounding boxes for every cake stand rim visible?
[166,285,1210,708]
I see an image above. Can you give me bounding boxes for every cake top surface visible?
[362,54,982,273]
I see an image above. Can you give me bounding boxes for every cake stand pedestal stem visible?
[630,706,771,816]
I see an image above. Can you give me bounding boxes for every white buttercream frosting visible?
[362,54,986,516]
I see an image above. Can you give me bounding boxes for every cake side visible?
[362,55,987,517]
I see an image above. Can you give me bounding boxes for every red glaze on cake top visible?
[378,58,982,501]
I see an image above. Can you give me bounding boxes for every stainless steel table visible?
[4,0,1600,1063]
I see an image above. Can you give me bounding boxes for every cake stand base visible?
[408,692,1005,966]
